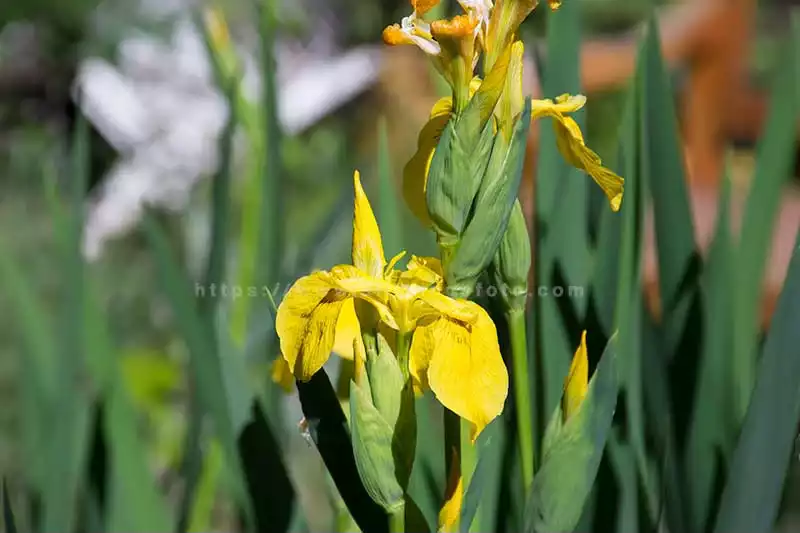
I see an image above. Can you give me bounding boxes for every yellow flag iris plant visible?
[273,1,624,530]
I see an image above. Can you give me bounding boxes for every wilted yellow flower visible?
[562,330,589,420]
[382,0,442,56]
[276,172,508,439]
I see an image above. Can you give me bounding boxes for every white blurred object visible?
[77,14,382,260]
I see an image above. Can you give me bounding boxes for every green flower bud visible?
[425,48,513,245]
[426,120,494,242]
[350,332,416,512]
[492,200,531,312]
[444,97,532,298]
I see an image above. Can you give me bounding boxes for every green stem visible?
[461,419,481,532]
[509,309,535,490]
[389,505,405,533]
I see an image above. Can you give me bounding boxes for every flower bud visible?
[492,200,531,312]
[349,331,416,511]
[424,46,513,245]
[443,98,532,298]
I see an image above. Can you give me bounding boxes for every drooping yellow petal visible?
[271,356,295,393]
[531,95,624,212]
[531,93,586,118]
[423,302,508,441]
[562,330,589,420]
[438,449,463,532]
[552,117,624,211]
[352,170,386,278]
[332,299,360,359]
[549,0,563,9]
[276,272,350,381]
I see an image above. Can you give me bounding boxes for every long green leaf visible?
[685,174,734,532]
[731,21,799,423]
[639,18,696,355]
[712,227,800,533]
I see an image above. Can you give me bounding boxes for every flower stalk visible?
[509,308,535,489]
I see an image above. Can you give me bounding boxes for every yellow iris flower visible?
[276,171,508,440]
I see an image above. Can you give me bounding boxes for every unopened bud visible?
[443,98,532,297]
[492,201,531,312]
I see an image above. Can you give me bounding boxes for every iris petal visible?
[276,272,350,381]
[352,171,386,277]
[417,302,508,441]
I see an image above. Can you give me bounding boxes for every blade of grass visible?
[713,226,800,532]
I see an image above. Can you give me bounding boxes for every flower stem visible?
[508,308,535,490]
[461,419,480,532]
[389,505,405,533]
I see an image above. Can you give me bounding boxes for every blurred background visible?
[1,0,799,530]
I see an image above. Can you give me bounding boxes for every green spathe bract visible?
[524,336,619,533]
